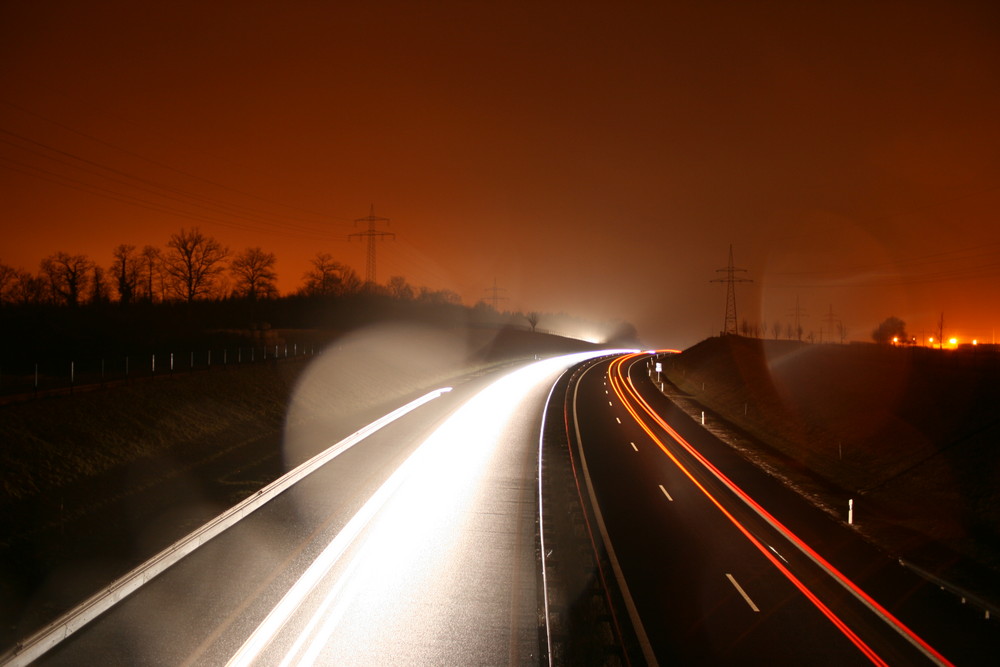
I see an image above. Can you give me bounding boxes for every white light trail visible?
[229,351,613,666]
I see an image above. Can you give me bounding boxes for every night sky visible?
[2,1,999,348]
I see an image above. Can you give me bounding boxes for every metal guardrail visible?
[898,558,999,622]
[1,387,452,666]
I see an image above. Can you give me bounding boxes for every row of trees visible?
[0,227,460,308]
[737,317,849,344]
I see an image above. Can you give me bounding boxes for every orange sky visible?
[2,1,1000,348]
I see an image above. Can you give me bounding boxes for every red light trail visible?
[606,353,951,666]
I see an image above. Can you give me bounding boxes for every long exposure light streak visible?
[230,351,611,665]
[607,353,951,667]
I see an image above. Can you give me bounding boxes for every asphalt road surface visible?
[30,352,608,666]
[568,352,999,666]
[13,350,1000,666]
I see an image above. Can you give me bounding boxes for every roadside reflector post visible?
[848,498,854,525]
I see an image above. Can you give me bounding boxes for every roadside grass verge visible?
[663,336,1000,597]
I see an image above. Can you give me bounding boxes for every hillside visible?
[663,336,1000,597]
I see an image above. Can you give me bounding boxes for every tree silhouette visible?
[0,262,16,305]
[111,244,141,306]
[40,252,92,306]
[387,275,415,300]
[230,247,278,300]
[872,316,907,344]
[138,245,163,303]
[162,228,229,302]
[90,265,112,305]
[525,311,540,332]
[301,253,360,296]
[11,270,45,305]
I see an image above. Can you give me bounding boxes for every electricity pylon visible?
[484,278,508,311]
[711,245,752,336]
[821,304,839,343]
[349,204,394,284]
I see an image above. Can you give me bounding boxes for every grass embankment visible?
[0,324,599,509]
[0,361,303,504]
[663,336,1000,592]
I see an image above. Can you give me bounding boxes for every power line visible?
[348,205,394,284]
[0,129,341,238]
[710,244,752,336]
[483,278,508,311]
[0,97,342,221]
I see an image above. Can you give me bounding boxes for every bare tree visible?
[525,311,540,333]
[301,253,360,296]
[111,244,141,306]
[90,265,112,304]
[137,245,164,302]
[386,275,415,300]
[418,287,461,305]
[40,252,92,306]
[872,316,907,345]
[162,228,229,302]
[10,270,46,305]
[230,247,278,300]
[0,262,17,305]
[836,321,848,344]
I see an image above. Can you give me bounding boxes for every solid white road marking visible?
[726,573,760,612]
[658,484,673,501]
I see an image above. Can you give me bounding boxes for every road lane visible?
[570,353,952,665]
[35,352,610,666]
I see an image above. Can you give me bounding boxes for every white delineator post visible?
[848,498,854,525]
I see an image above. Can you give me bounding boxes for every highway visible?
[24,351,609,666]
[11,350,999,665]
[568,352,999,665]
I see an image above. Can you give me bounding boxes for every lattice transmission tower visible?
[710,245,752,336]
[348,204,395,284]
[484,278,508,311]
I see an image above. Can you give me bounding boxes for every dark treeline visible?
[0,227,639,374]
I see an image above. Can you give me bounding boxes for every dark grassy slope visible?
[663,336,1000,596]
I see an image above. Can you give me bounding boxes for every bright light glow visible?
[949,337,958,345]
[230,350,613,665]
[973,339,979,346]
